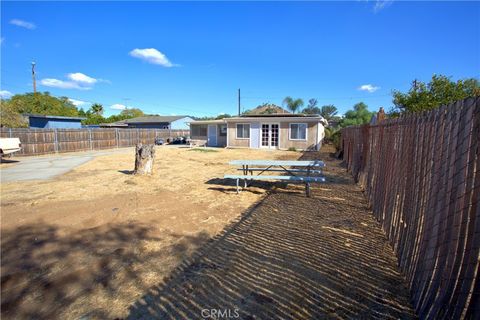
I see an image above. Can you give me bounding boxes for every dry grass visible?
[0,146,414,319]
[0,146,302,319]
[1,147,302,230]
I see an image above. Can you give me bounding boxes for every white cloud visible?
[358,84,380,93]
[129,48,176,67]
[68,98,88,107]
[40,78,89,90]
[373,0,394,13]
[110,104,127,110]
[67,72,97,85]
[40,72,105,90]
[0,90,13,99]
[10,19,36,30]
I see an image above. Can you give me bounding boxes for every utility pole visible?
[413,79,418,92]
[238,88,241,116]
[31,61,36,94]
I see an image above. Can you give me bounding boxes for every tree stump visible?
[134,143,155,175]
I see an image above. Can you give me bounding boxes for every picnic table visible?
[224,160,326,197]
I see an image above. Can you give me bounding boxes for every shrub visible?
[331,130,342,151]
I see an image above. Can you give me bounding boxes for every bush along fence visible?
[0,128,190,156]
[341,97,479,319]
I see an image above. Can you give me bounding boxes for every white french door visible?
[261,123,279,148]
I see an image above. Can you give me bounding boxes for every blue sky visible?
[1,1,479,117]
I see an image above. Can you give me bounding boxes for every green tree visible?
[82,114,105,125]
[120,108,144,118]
[393,75,480,113]
[0,99,28,127]
[283,96,304,114]
[319,105,338,121]
[78,108,87,117]
[90,103,104,116]
[302,99,321,115]
[340,102,375,127]
[215,113,232,119]
[4,92,79,117]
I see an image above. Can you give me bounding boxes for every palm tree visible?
[283,96,304,114]
[90,103,104,115]
[319,105,338,121]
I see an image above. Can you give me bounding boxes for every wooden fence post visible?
[89,129,93,150]
[54,129,59,153]
[115,128,119,148]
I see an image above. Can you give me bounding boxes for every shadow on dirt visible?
[0,223,210,319]
[0,158,20,164]
[205,178,291,195]
[118,170,135,175]
[127,151,415,320]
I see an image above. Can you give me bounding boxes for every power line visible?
[242,94,392,101]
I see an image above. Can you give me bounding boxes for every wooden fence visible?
[341,97,479,319]
[0,128,189,156]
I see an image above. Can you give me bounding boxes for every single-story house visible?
[189,113,327,150]
[99,115,194,129]
[26,114,86,129]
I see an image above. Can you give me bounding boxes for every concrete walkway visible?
[0,148,133,183]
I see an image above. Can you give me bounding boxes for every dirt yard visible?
[1,145,415,319]
[0,146,303,319]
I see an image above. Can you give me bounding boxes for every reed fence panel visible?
[341,97,479,319]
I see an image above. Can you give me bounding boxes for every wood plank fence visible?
[341,97,479,319]
[0,128,189,156]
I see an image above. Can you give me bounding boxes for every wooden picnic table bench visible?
[224,159,326,197]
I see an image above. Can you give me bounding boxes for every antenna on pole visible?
[31,61,36,94]
[238,88,241,116]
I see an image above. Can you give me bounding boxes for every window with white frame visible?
[236,124,250,139]
[289,123,307,140]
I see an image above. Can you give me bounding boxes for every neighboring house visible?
[190,113,327,150]
[99,116,194,129]
[26,114,86,129]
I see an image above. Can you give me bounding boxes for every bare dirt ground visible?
[1,147,302,319]
[1,146,415,319]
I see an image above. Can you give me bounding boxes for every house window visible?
[290,123,307,140]
[191,124,207,136]
[236,124,250,139]
[219,124,227,137]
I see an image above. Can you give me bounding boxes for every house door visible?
[261,123,279,148]
[207,125,217,146]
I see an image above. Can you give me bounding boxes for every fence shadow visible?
[127,152,415,319]
[0,222,210,319]
[0,158,20,164]
[205,177,291,195]
[118,169,135,175]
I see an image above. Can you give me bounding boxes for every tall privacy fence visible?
[341,97,479,319]
[0,128,189,156]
